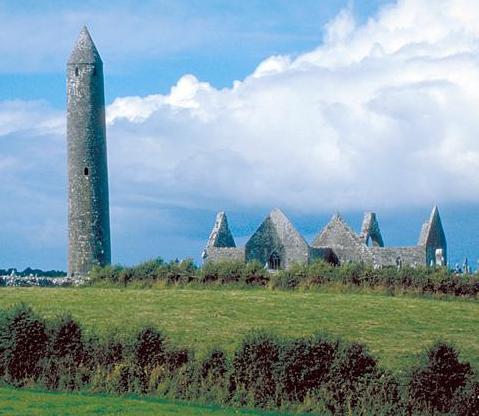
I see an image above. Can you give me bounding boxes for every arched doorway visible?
[268,251,281,270]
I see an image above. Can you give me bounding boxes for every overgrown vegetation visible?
[0,304,477,415]
[89,258,479,298]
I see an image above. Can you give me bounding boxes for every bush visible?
[88,258,479,299]
[134,327,168,370]
[0,303,475,415]
[353,371,404,415]
[452,379,479,416]
[200,261,245,284]
[243,261,269,286]
[407,341,473,414]
[92,334,124,370]
[319,341,378,414]
[0,304,48,384]
[50,314,84,363]
[231,331,281,407]
[42,314,88,390]
[278,333,337,403]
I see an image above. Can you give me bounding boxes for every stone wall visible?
[371,246,426,267]
[203,247,245,263]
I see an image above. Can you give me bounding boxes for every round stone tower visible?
[67,26,111,277]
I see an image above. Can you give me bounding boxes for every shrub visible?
[88,264,123,284]
[319,341,378,414]
[452,379,479,416]
[93,334,124,370]
[134,327,168,370]
[50,314,84,363]
[231,331,281,407]
[200,261,245,284]
[0,304,48,384]
[353,371,404,415]
[278,333,337,403]
[87,258,479,299]
[407,341,473,414]
[270,269,301,290]
[200,348,229,381]
[108,362,136,394]
[243,261,269,286]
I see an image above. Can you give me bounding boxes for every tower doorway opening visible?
[84,167,89,176]
[268,251,281,270]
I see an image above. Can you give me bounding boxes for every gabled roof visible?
[312,213,364,248]
[245,208,309,267]
[206,211,236,248]
[311,213,374,264]
[267,208,309,247]
[68,26,102,65]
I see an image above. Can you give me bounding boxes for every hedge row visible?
[0,304,478,415]
[89,258,479,298]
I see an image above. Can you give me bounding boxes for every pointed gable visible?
[245,208,309,268]
[312,214,363,248]
[207,211,236,248]
[269,208,308,248]
[418,206,447,265]
[359,212,384,247]
[311,214,373,264]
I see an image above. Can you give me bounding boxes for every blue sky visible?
[1,0,479,270]
[0,1,391,105]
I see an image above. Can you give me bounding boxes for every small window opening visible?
[84,167,89,176]
[268,251,281,270]
[75,67,79,77]
[93,67,96,76]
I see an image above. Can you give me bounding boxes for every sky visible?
[1,0,479,271]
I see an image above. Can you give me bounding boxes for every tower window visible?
[93,67,96,76]
[75,67,79,77]
[84,167,89,176]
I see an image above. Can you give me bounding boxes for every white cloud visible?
[3,0,479,270]
[105,0,479,213]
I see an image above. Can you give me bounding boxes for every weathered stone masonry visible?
[203,207,447,270]
[67,27,111,277]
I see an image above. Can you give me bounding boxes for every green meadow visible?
[0,287,477,371]
[0,387,289,416]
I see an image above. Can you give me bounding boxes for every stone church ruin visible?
[202,206,447,270]
[63,27,448,276]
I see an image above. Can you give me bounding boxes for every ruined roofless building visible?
[202,207,446,269]
[67,27,111,276]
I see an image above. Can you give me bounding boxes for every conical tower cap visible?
[68,26,102,65]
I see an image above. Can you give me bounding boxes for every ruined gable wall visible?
[207,212,236,248]
[312,218,374,264]
[269,211,309,267]
[245,218,285,267]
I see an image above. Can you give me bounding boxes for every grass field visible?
[0,387,289,416]
[0,287,477,371]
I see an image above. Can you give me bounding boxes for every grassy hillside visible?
[0,387,288,416]
[0,287,477,370]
